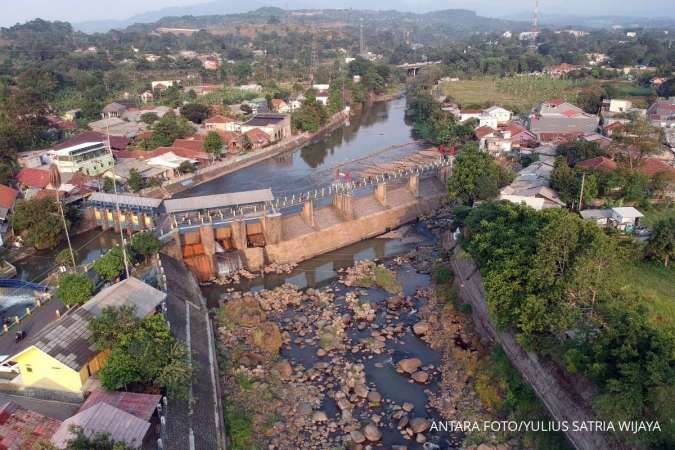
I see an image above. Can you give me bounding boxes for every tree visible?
[140,112,159,125]
[62,428,133,450]
[291,98,327,132]
[90,309,192,399]
[447,142,512,205]
[203,131,224,158]
[55,273,94,306]
[130,232,160,261]
[56,248,78,269]
[178,160,195,174]
[558,140,606,165]
[12,198,65,249]
[180,103,210,124]
[645,217,675,267]
[102,177,114,193]
[93,246,127,282]
[617,118,662,169]
[127,169,145,192]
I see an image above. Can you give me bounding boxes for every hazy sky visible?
[1,0,672,27]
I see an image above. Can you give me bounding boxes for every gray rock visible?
[363,423,382,442]
[398,358,422,374]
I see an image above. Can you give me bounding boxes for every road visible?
[160,253,225,450]
[0,298,64,358]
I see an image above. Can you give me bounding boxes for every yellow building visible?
[5,277,166,394]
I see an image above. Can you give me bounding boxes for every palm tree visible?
[49,164,76,269]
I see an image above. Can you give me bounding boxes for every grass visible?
[373,265,402,294]
[440,76,588,113]
[624,261,675,332]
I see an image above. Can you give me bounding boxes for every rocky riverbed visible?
[215,214,523,449]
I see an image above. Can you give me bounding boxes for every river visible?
[175,96,426,198]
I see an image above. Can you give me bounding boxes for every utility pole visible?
[105,116,130,279]
[49,165,76,270]
[578,172,586,211]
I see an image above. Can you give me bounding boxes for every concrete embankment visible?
[446,235,618,450]
[145,111,349,198]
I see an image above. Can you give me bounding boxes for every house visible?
[123,105,173,123]
[529,99,599,136]
[576,156,618,172]
[543,63,582,77]
[316,90,330,106]
[240,114,291,141]
[54,131,130,151]
[0,401,62,450]
[205,115,241,133]
[459,109,482,123]
[0,184,19,242]
[216,130,242,154]
[100,102,127,118]
[62,109,81,122]
[485,130,513,154]
[51,402,150,449]
[48,141,114,176]
[499,122,537,148]
[601,98,633,114]
[244,128,271,149]
[151,80,181,91]
[140,90,154,103]
[499,159,565,210]
[271,98,290,114]
[580,207,644,231]
[288,96,305,112]
[637,158,675,178]
[88,117,147,138]
[146,152,197,176]
[236,84,263,93]
[483,106,512,124]
[103,158,165,183]
[478,114,498,129]
[580,132,613,148]
[647,98,675,128]
[602,121,626,137]
[3,278,166,394]
[16,167,51,190]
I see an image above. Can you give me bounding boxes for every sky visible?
[1,0,673,27]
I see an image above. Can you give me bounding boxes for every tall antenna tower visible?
[359,18,365,56]
[533,0,540,33]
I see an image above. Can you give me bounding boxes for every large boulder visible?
[412,321,429,336]
[222,295,266,327]
[398,358,422,374]
[250,322,282,355]
[409,417,430,433]
[411,370,430,384]
[363,423,382,442]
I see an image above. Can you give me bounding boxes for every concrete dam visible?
[85,159,451,281]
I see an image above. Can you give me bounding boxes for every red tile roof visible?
[460,109,482,114]
[474,126,496,139]
[16,167,50,189]
[173,139,204,152]
[545,98,566,106]
[0,401,62,450]
[0,184,18,209]
[576,156,618,172]
[538,132,581,143]
[80,389,161,422]
[245,128,271,143]
[638,158,675,177]
[205,115,234,124]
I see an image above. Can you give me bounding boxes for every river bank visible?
[145,110,350,199]
[213,214,532,450]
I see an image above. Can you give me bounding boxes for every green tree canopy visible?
[180,103,210,124]
[12,198,65,249]
[448,142,512,205]
[55,273,94,306]
[130,231,161,261]
[645,217,675,267]
[127,169,145,192]
[203,131,224,157]
[93,246,129,282]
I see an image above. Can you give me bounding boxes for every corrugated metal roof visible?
[51,402,150,449]
[89,192,163,209]
[79,390,161,421]
[82,277,166,319]
[164,188,274,213]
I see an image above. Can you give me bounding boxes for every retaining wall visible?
[447,235,621,450]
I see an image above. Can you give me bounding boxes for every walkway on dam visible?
[161,253,225,450]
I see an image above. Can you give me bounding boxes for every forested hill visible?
[111,7,527,38]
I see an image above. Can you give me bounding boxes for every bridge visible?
[396,60,443,76]
[85,158,452,280]
[0,279,49,293]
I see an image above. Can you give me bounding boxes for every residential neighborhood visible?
[0,2,673,450]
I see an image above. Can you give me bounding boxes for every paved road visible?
[0,298,64,358]
[161,254,225,450]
